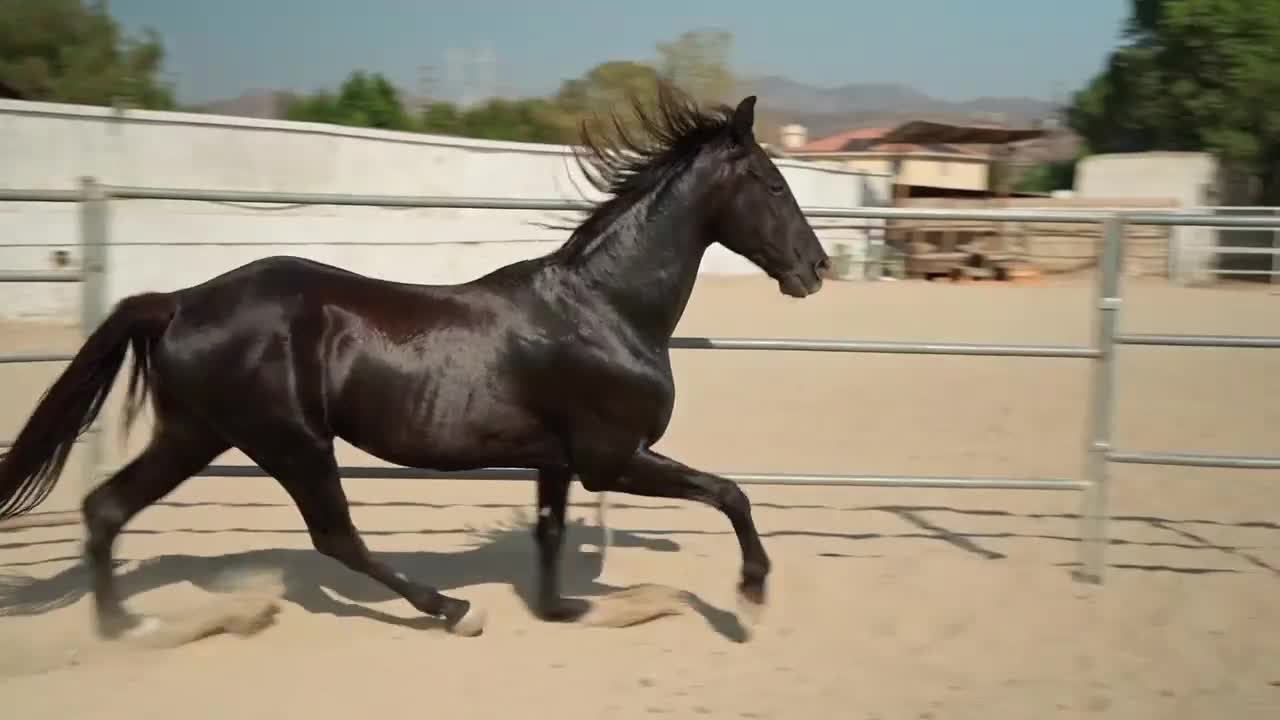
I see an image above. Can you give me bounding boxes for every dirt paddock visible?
[1,274,1278,718]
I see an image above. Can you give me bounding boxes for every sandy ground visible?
[1,273,1278,719]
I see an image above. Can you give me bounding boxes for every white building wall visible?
[0,99,891,321]
[1075,151,1220,284]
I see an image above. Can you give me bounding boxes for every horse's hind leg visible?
[249,441,484,636]
[82,418,229,639]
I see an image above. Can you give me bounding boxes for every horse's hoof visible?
[447,603,486,637]
[736,584,766,638]
[123,615,165,640]
[224,596,281,636]
[537,597,591,623]
[95,611,147,641]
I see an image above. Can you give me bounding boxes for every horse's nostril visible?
[815,257,832,276]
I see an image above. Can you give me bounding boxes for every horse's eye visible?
[747,166,786,196]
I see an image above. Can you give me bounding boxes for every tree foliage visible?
[1013,159,1078,194]
[284,70,411,130]
[283,30,735,146]
[1068,0,1280,201]
[2,5,737,149]
[0,0,175,108]
[423,97,566,143]
[656,29,736,105]
[555,61,661,121]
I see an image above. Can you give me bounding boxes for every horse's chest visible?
[571,353,674,441]
[521,322,676,441]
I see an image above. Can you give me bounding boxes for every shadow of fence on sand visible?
[2,500,1276,642]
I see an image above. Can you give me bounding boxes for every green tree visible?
[280,28,738,147]
[550,31,737,141]
[656,29,736,105]
[285,70,411,130]
[1068,0,1280,202]
[552,60,663,138]
[1014,159,1078,194]
[283,91,341,124]
[0,0,175,108]
[459,98,567,143]
[418,97,566,143]
[419,101,463,135]
[555,61,662,117]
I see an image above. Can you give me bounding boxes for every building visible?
[780,120,1052,198]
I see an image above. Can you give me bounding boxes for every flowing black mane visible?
[554,82,737,261]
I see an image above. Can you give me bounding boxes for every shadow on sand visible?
[0,511,756,642]
[4,497,1277,648]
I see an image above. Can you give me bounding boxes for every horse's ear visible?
[731,95,756,143]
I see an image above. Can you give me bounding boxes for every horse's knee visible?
[714,480,752,516]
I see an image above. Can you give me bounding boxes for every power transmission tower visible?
[475,45,498,103]
[445,47,465,106]
[443,45,500,107]
[416,64,436,113]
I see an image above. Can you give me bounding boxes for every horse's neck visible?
[573,190,710,342]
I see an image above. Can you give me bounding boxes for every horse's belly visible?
[335,388,557,470]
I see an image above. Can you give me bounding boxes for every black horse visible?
[0,83,830,639]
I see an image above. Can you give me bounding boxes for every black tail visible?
[0,292,176,520]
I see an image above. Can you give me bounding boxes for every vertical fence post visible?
[78,176,109,498]
[1272,208,1279,287]
[1078,213,1125,583]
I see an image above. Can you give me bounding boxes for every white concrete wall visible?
[0,99,891,322]
[1075,151,1219,284]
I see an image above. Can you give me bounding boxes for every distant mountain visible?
[186,77,1066,146]
[188,89,300,119]
[739,75,1062,138]
[740,76,938,115]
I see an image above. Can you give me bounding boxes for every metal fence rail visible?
[1107,451,1280,470]
[0,179,108,498]
[1200,206,1280,285]
[1115,333,1280,348]
[668,337,1099,358]
[199,463,1088,490]
[3,181,1280,585]
[0,352,78,364]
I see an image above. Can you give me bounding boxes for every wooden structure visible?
[878,121,1049,281]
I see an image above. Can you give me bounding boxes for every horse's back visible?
[148,254,558,466]
[150,256,417,408]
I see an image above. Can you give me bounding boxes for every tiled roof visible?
[874,142,983,156]
[795,123,992,156]
[798,132,984,157]
[796,127,889,152]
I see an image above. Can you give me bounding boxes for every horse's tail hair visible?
[0,292,176,521]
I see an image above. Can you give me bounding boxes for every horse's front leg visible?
[580,447,771,618]
[533,465,591,621]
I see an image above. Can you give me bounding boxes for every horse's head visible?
[705,96,830,298]
[567,85,830,299]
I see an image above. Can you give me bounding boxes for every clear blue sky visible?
[110,0,1130,104]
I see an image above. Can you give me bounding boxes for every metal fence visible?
[0,179,109,500]
[1201,206,1280,285]
[2,180,1279,585]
